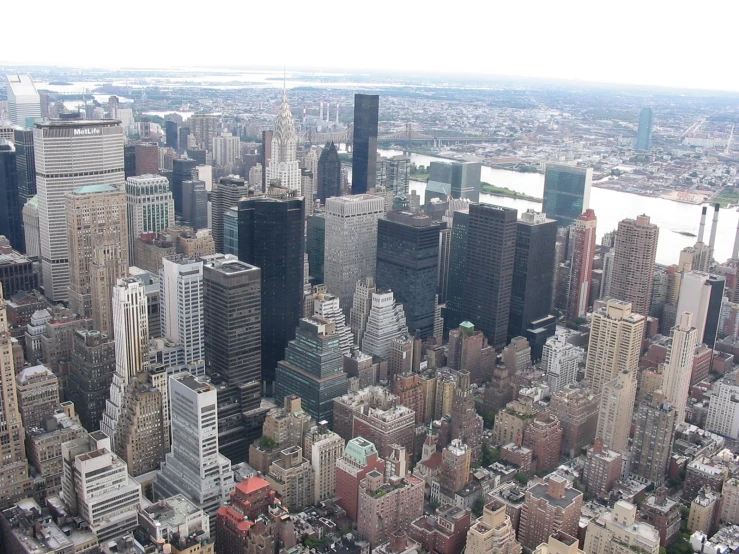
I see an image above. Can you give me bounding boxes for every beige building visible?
[266,445,314,511]
[493,396,536,447]
[661,312,698,423]
[466,500,522,554]
[721,478,739,524]
[532,532,586,554]
[596,370,636,453]
[585,299,645,394]
[688,487,721,535]
[584,501,660,554]
[16,365,59,428]
[305,423,345,504]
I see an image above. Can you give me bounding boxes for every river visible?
[378,149,737,266]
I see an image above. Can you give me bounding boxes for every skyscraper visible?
[376,211,442,338]
[34,118,125,302]
[462,204,518,349]
[636,107,655,151]
[134,143,159,176]
[361,290,409,361]
[424,161,482,203]
[324,194,385,310]
[629,391,676,485]
[444,209,470,334]
[509,209,557,339]
[188,114,218,151]
[236,196,304,388]
[316,142,342,204]
[182,179,208,230]
[661,312,698,423]
[610,215,659,318]
[542,163,592,228]
[596,370,636,453]
[584,300,645,394]
[66,184,128,321]
[677,272,725,348]
[266,88,301,191]
[210,175,247,254]
[212,134,241,168]
[165,120,178,150]
[566,209,597,319]
[13,129,36,206]
[172,157,197,218]
[67,329,115,432]
[125,174,175,261]
[0,140,24,251]
[5,75,41,128]
[351,94,379,195]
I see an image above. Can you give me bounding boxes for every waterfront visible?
[379,148,739,266]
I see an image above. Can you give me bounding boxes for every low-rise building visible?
[584,500,660,554]
[409,505,471,554]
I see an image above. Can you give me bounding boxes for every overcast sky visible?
[3,0,738,92]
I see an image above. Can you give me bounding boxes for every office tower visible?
[610,215,659,318]
[100,278,150,445]
[236,196,304,388]
[566,209,597,319]
[165,120,178,150]
[60,431,141,541]
[466,500,523,554]
[172,158,197,217]
[542,163,592,228]
[336,437,386,522]
[134,143,159,175]
[160,255,205,376]
[462,204,518,349]
[126,174,175,260]
[188,114,218,151]
[212,134,241,167]
[595,370,636,453]
[424,161,482,204]
[361,290,409,361]
[275,317,348,426]
[0,141,24,252]
[16,365,59,428]
[629,390,676,485]
[266,88,301,191]
[510,209,557,339]
[305,423,345,504]
[584,501,660,554]
[585,300,646,393]
[66,184,128,320]
[444,209,470,333]
[13,129,36,206]
[351,94,379,194]
[543,336,583,392]
[661,312,698,423]
[350,276,376,345]
[677,272,725,347]
[34,119,125,302]
[519,476,583,551]
[123,145,136,178]
[636,107,655,151]
[182,179,208,230]
[310,285,353,355]
[5,75,41,128]
[324,194,385,310]
[376,211,442,338]
[0,284,32,508]
[67,329,115,432]
[155,374,235,519]
[316,141,342,204]
[377,155,411,197]
[0,246,36,300]
[211,175,247,253]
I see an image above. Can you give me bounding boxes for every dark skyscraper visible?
[182,179,208,230]
[636,107,654,151]
[172,157,197,218]
[261,130,273,192]
[124,145,136,179]
[424,161,481,204]
[13,129,36,205]
[704,275,725,348]
[462,204,518,349]
[308,212,325,284]
[0,141,24,251]
[444,210,470,335]
[165,120,178,150]
[376,211,442,339]
[542,163,592,228]
[351,94,379,194]
[317,142,342,204]
[509,210,557,340]
[236,196,305,389]
[211,175,247,254]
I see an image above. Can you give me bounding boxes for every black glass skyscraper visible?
[444,210,470,335]
[542,163,592,228]
[237,196,305,388]
[307,212,325,284]
[0,141,24,251]
[182,179,208,230]
[317,142,342,203]
[704,276,725,348]
[13,129,36,205]
[376,211,442,338]
[462,204,518,349]
[509,210,557,340]
[124,145,136,179]
[351,94,379,195]
[172,157,197,218]
[165,120,178,150]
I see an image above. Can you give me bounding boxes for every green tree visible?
[472,496,485,518]
[515,472,529,485]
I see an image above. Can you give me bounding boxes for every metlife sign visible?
[73,128,102,136]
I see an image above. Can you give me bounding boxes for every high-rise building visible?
[523,412,563,473]
[160,255,205,376]
[584,501,660,554]
[550,385,600,457]
[466,500,523,554]
[172,158,197,218]
[361,290,409,361]
[661,312,698,423]
[188,114,218,151]
[236,196,304,388]
[134,143,159,176]
[22,196,40,258]
[309,285,353,355]
[182,179,208,230]
[165,120,178,150]
[610,215,659,318]
[566,209,597,319]
[266,89,301,191]
[424,161,481,203]
[305,423,345,504]
[34,119,125,302]
[15,365,59,428]
[212,134,241,168]
[324,194,385,310]
[677,272,725,348]
[595,370,636,454]
[126,174,175,262]
[705,371,739,439]
[450,371,484,462]
[543,336,583,393]
[13,129,36,206]
[66,184,128,322]
[155,373,235,520]
[5,75,41,128]
[211,175,247,254]
[462,204,518,349]
[542,163,592,228]
[336,437,386,522]
[275,317,349,426]
[0,141,24,252]
[510,209,557,339]
[630,390,676,486]
[636,107,655,151]
[265,445,314,511]
[67,329,115,432]
[316,141,342,204]
[351,94,379,195]
[519,476,583,551]
[584,300,645,394]
[444,209,470,334]
[376,211,442,338]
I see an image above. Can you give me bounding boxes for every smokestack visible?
[697,206,707,243]
[319,101,323,121]
[336,103,340,123]
[326,103,330,122]
[302,105,306,122]
[733,220,739,259]
[709,203,720,251]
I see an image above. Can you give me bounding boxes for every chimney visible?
[709,203,720,251]
[336,103,340,123]
[697,206,707,243]
[326,103,330,122]
[319,101,323,121]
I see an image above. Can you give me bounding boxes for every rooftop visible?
[71,184,118,195]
